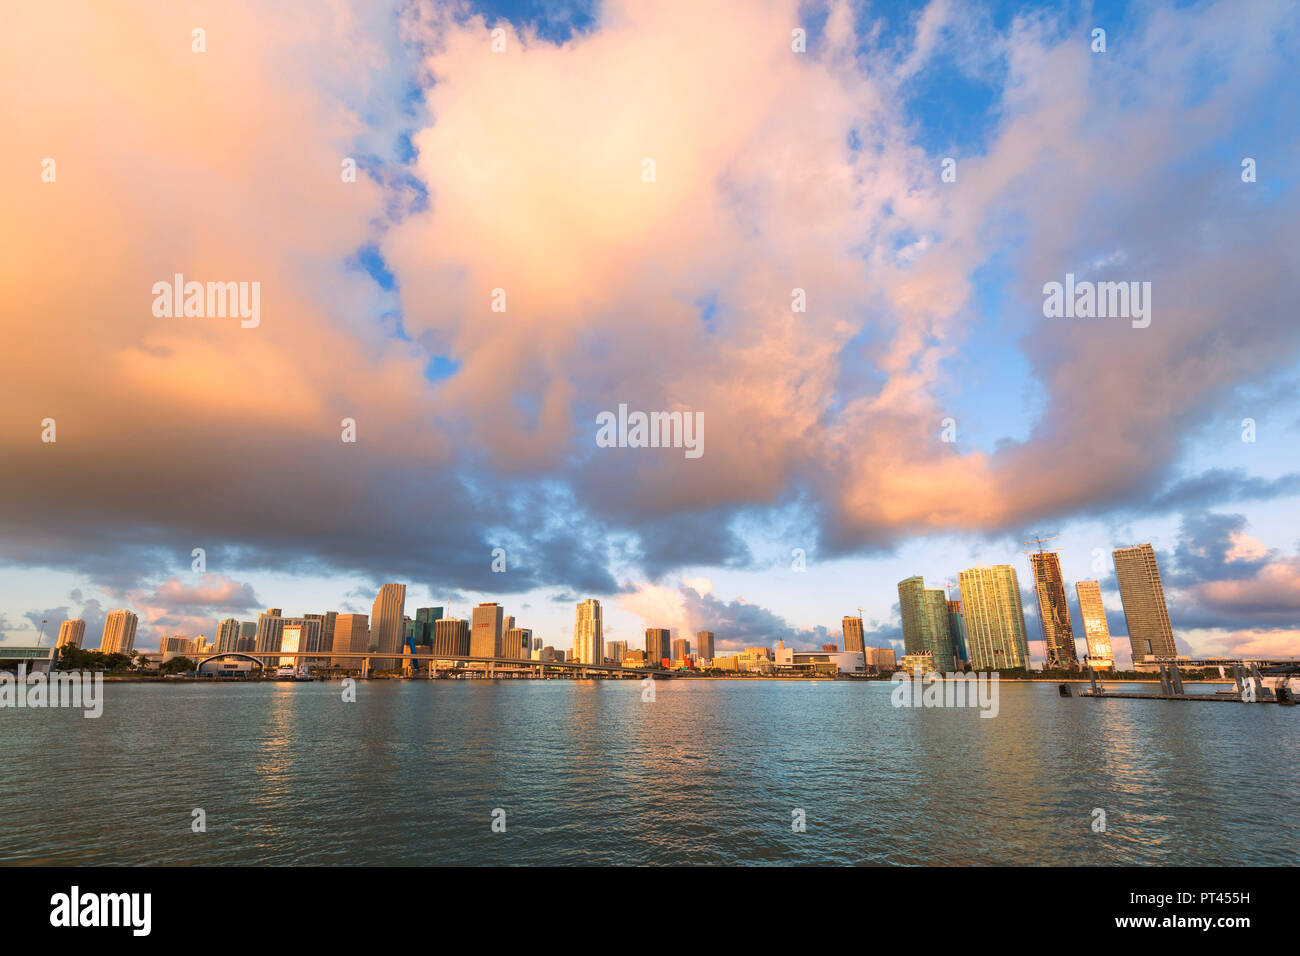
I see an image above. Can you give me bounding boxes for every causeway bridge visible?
[192,649,669,680]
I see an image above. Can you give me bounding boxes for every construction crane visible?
[1022,533,1062,556]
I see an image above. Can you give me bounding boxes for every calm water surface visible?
[3,679,1297,865]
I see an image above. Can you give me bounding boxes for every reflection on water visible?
[2,680,1295,865]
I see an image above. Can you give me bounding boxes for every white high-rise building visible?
[216,618,241,653]
[573,599,603,665]
[99,610,138,655]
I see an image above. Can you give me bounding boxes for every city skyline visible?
[29,537,1243,672]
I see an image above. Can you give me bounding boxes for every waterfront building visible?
[370,584,407,657]
[432,617,470,657]
[216,618,241,654]
[254,608,285,663]
[305,612,337,656]
[842,616,865,654]
[606,640,629,664]
[671,637,691,661]
[775,645,866,675]
[645,628,671,666]
[99,609,138,655]
[1076,580,1115,670]
[1112,544,1177,664]
[695,630,716,660]
[573,599,603,665]
[1029,551,1079,669]
[470,603,504,658]
[504,627,533,660]
[946,601,968,668]
[866,646,897,671]
[56,618,86,649]
[899,651,935,674]
[957,565,1031,670]
[332,614,370,668]
[898,577,956,672]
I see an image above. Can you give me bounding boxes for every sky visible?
[2,0,1298,666]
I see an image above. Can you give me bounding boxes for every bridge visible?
[193,650,669,680]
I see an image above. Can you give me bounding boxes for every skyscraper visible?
[332,614,369,669]
[504,627,533,660]
[305,612,337,656]
[1075,580,1114,669]
[370,584,407,657]
[842,616,865,654]
[216,617,241,653]
[645,628,670,666]
[432,617,470,657]
[1112,544,1176,664]
[56,618,86,649]
[695,630,716,660]
[957,565,1031,671]
[671,637,691,660]
[254,608,285,663]
[946,600,968,667]
[606,639,629,664]
[471,602,504,658]
[897,577,955,672]
[99,609,138,655]
[573,599,603,665]
[1029,550,1078,669]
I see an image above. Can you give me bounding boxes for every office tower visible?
[504,627,532,660]
[671,637,691,660]
[432,618,470,657]
[695,630,716,660]
[332,614,370,668]
[946,600,968,667]
[471,602,504,657]
[254,608,285,663]
[98,610,138,655]
[866,647,897,671]
[1029,551,1079,668]
[645,628,671,666]
[842,616,865,654]
[277,621,320,664]
[897,577,955,672]
[305,612,337,655]
[504,615,515,632]
[370,584,407,657]
[215,618,241,653]
[958,565,1031,670]
[56,619,86,649]
[1112,544,1176,664]
[606,640,628,664]
[160,635,192,654]
[1075,580,1114,669]
[573,599,603,665]
[237,621,257,652]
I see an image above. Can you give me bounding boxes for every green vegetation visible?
[55,646,138,672]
